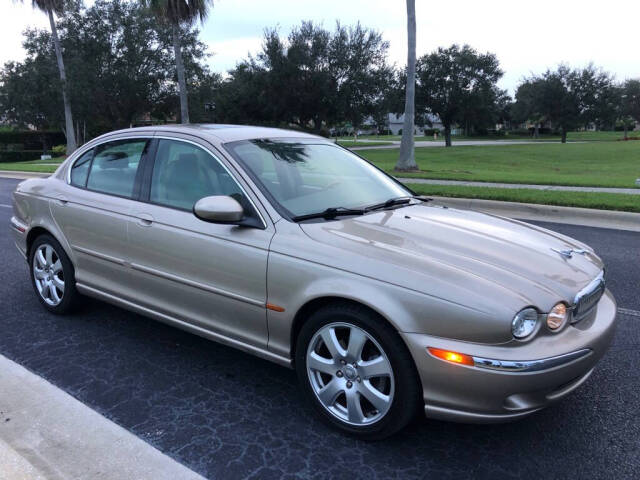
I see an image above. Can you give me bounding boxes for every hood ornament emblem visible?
[551,247,588,259]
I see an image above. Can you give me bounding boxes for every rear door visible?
[126,136,274,349]
[52,137,150,295]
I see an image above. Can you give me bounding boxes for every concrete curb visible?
[0,354,205,480]
[431,196,640,232]
[0,171,51,179]
[399,177,640,195]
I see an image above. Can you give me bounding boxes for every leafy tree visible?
[1,0,212,139]
[516,65,615,143]
[18,0,77,153]
[572,64,616,130]
[214,21,391,134]
[142,0,214,124]
[513,79,546,137]
[395,0,417,171]
[416,44,503,146]
[619,79,640,139]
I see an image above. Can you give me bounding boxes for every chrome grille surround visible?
[571,271,605,324]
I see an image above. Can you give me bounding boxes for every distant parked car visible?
[10,125,616,438]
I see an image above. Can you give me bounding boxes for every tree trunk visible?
[172,23,190,124]
[561,128,567,143]
[534,123,539,139]
[395,0,418,171]
[624,124,628,140]
[48,8,76,155]
[444,125,452,147]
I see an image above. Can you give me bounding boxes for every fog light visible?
[547,303,568,330]
[427,347,474,366]
[512,308,538,339]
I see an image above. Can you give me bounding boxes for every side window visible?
[70,149,93,187]
[150,139,243,211]
[86,139,147,198]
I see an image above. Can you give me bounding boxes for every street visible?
[0,176,638,479]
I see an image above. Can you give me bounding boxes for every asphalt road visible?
[0,177,638,479]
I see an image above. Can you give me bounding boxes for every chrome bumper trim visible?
[472,348,592,373]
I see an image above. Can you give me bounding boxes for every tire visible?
[29,234,79,314]
[295,302,422,439]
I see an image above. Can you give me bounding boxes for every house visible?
[386,113,444,135]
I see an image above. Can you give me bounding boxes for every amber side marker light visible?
[427,347,475,366]
[266,303,285,312]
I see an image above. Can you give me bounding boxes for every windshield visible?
[225,139,411,219]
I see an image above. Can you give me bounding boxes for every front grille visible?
[572,273,605,323]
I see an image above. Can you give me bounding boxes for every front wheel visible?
[295,303,422,439]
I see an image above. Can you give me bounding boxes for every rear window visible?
[85,139,147,198]
[70,150,93,187]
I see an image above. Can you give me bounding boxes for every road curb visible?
[0,171,51,179]
[431,196,640,232]
[0,354,205,480]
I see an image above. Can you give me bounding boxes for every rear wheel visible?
[29,234,79,314]
[295,302,421,439]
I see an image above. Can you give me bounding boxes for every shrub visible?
[0,151,53,163]
[52,144,67,156]
[0,131,66,150]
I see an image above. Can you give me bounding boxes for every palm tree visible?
[143,0,213,124]
[21,0,77,154]
[395,0,418,171]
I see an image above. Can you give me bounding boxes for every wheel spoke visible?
[317,378,342,407]
[308,351,337,375]
[346,327,367,361]
[36,249,46,268]
[359,380,391,412]
[52,260,63,274]
[53,275,65,292]
[40,281,51,301]
[34,268,46,280]
[358,356,392,379]
[50,285,61,303]
[346,390,365,423]
[320,327,347,360]
[45,245,53,266]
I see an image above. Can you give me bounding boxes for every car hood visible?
[299,203,603,313]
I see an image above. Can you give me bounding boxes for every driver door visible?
[126,137,274,349]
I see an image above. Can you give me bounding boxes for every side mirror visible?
[193,195,244,223]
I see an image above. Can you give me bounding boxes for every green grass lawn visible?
[407,184,640,213]
[358,141,640,188]
[349,131,632,142]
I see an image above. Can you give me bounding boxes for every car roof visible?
[97,124,327,144]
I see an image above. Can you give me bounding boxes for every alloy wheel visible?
[32,243,65,306]
[306,322,395,426]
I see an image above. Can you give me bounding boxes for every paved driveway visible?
[0,177,638,479]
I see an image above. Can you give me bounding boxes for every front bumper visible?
[402,289,617,423]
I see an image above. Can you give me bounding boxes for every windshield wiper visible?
[363,196,431,212]
[292,206,366,222]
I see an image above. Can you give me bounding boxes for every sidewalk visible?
[0,354,204,480]
[350,140,562,150]
[397,178,640,195]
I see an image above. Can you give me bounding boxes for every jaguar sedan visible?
[10,125,616,439]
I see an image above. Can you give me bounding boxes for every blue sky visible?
[3,0,640,95]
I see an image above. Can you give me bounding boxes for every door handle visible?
[55,195,68,206]
[135,213,154,227]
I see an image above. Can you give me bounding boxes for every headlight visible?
[511,308,539,339]
[547,302,569,330]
